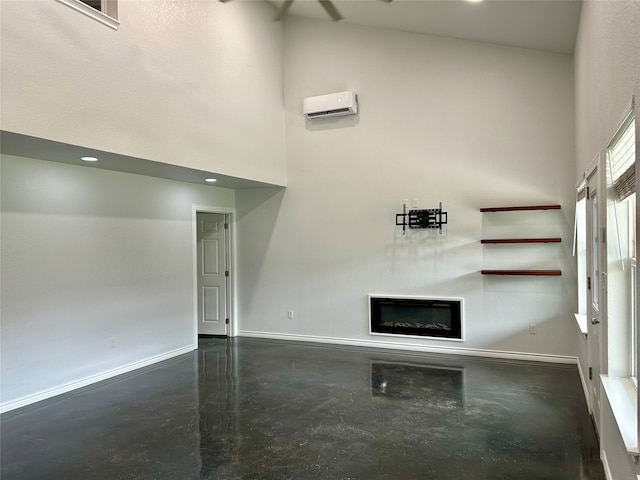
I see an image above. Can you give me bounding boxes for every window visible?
[80,0,101,10]
[56,0,119,29]
[607,110,636,384]
[78,0,117,18]
[630,194,637,383]
[575,193,587,316]
[592,190,599,310]
[631,260,637,382]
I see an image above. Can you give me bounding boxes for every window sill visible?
[56,0,119,30]
[601,375,639,457]
[574,313,588,336]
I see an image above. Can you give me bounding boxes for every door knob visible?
[591,318,600,325]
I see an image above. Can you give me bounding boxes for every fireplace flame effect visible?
[381,322,452,331]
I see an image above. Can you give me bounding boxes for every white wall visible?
[575,1,640,175]
[237,18,577,359]
[0,155,235,408]
[0,0,286,412]
[0,0,286,186]
[574,2,640,479]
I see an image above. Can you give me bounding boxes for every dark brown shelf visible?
[480,205,562,277]
[481,269,562,276]
[480,205,561,213]
[481,237,562,244]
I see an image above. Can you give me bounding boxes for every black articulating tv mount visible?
[396,202,448,235]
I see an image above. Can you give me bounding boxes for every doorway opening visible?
[193,206,236,346]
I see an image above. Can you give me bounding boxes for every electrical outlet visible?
[529,324,537,335]
[110,337,117,348]
[412,198,419,207]
[288,310,294,319]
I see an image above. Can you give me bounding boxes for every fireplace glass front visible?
[369,296,462,340]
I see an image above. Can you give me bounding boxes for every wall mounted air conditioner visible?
[303,91,358,119]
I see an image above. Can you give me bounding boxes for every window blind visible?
[609,113,636,201]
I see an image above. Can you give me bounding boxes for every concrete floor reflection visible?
[2,337,605,480]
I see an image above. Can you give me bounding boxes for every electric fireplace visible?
[369,295,463,341]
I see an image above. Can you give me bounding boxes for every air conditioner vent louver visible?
[307,108,351,118]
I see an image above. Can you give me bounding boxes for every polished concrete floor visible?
[2,338,605,480]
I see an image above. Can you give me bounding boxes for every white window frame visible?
[631,254,637,386]
[600,100,638,459]
[56,0,119,30]
[606,108,636,383]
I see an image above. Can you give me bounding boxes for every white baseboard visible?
[238,331,578,364]
[577,361,590,405]
[601,450,612,480]
[2,334,579,414]
[0,345,195,414]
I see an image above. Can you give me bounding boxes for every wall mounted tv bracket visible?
[396,202,448,235]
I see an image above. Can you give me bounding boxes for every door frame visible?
[584,152,607,433]
[585,165,599,419]
[192,205,238,346]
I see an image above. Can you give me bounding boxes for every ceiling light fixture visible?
[205,178,217,183]
[81,156,98,162]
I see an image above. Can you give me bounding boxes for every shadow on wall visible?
[385,228,454,273]
[236,187,284,220]
[235,186,286,303]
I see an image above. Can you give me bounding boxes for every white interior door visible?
[197,213,229,336]
[586,177,602,431]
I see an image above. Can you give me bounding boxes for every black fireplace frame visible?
[369,295,463,341]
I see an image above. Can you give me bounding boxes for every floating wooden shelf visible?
[481,269,562,276]
[481,237,562,244]
[480,205,562,277]
[480,205,561,213]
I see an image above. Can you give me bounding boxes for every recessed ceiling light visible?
[205,178,217,183]
[465,0,484,3]
[81,156,98,162]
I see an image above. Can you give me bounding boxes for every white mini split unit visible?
[303,91,358,119]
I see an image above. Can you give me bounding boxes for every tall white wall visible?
[0,0,286,186]
[575,1,640,176]
[0,155,235,408]
[237,18,576,359]
[574,2,640,479]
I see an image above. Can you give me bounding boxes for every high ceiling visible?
[272,0,582,55]
[2,1,582,189]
